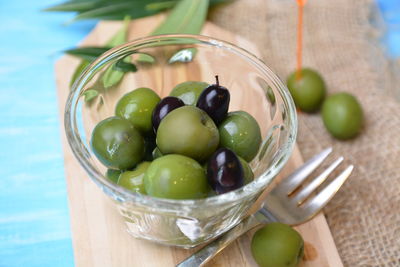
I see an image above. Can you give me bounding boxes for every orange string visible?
[296,0,307,80]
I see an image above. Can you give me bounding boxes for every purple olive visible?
[152,96,185,133]
[196,76,230,124]
[207,148,244,194]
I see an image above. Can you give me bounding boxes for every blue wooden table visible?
[377,0,400,57]
[0,1,95,266]
[0,1,398,266]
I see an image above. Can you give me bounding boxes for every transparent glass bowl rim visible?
[65,34,298,209]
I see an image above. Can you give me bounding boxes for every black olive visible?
[196,76,230,124]
[207,148,244,194]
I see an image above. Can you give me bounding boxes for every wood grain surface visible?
[55,15,343,267]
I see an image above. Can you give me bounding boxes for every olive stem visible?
[296,0,307,80]
[215,75,219,86]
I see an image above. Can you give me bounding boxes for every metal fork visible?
[177,147,353,267]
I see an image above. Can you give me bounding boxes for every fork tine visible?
[302,165,353,214]
[293,156,344,205]
[281,147,333,195]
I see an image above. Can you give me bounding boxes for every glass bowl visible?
[65,34,297,248]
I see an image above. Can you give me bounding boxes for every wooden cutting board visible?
[55,15,343,267]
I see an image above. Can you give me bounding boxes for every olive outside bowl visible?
[64,34,297,248]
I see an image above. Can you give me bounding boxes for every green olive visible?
[115,87,161,134]
[105,169,122,183]
[91,116,144,170]
[239,157,254,185]
[287,68,326,112]
[322,92,363,139]
[169,81,209,105]
[117,162,150,194]
[251,223,304,267]
[157,106,219,162]
[218,111,262,162]
[144,154,209,199]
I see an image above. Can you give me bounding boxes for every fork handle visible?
[176,215,261,267]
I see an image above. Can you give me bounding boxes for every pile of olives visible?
[287,68,364,140]
[91,76,262,200]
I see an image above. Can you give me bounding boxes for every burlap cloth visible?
[209,0,400,266]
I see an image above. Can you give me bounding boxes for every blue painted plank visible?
[0,0,95,266]
[377,0,400,57]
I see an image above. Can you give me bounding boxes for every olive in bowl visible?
[156,106,219,162]
[90,116,144,170]
[115,87,161,134]
[170,81,209,105]
[218,111,262,162]
[144,154,209,199]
